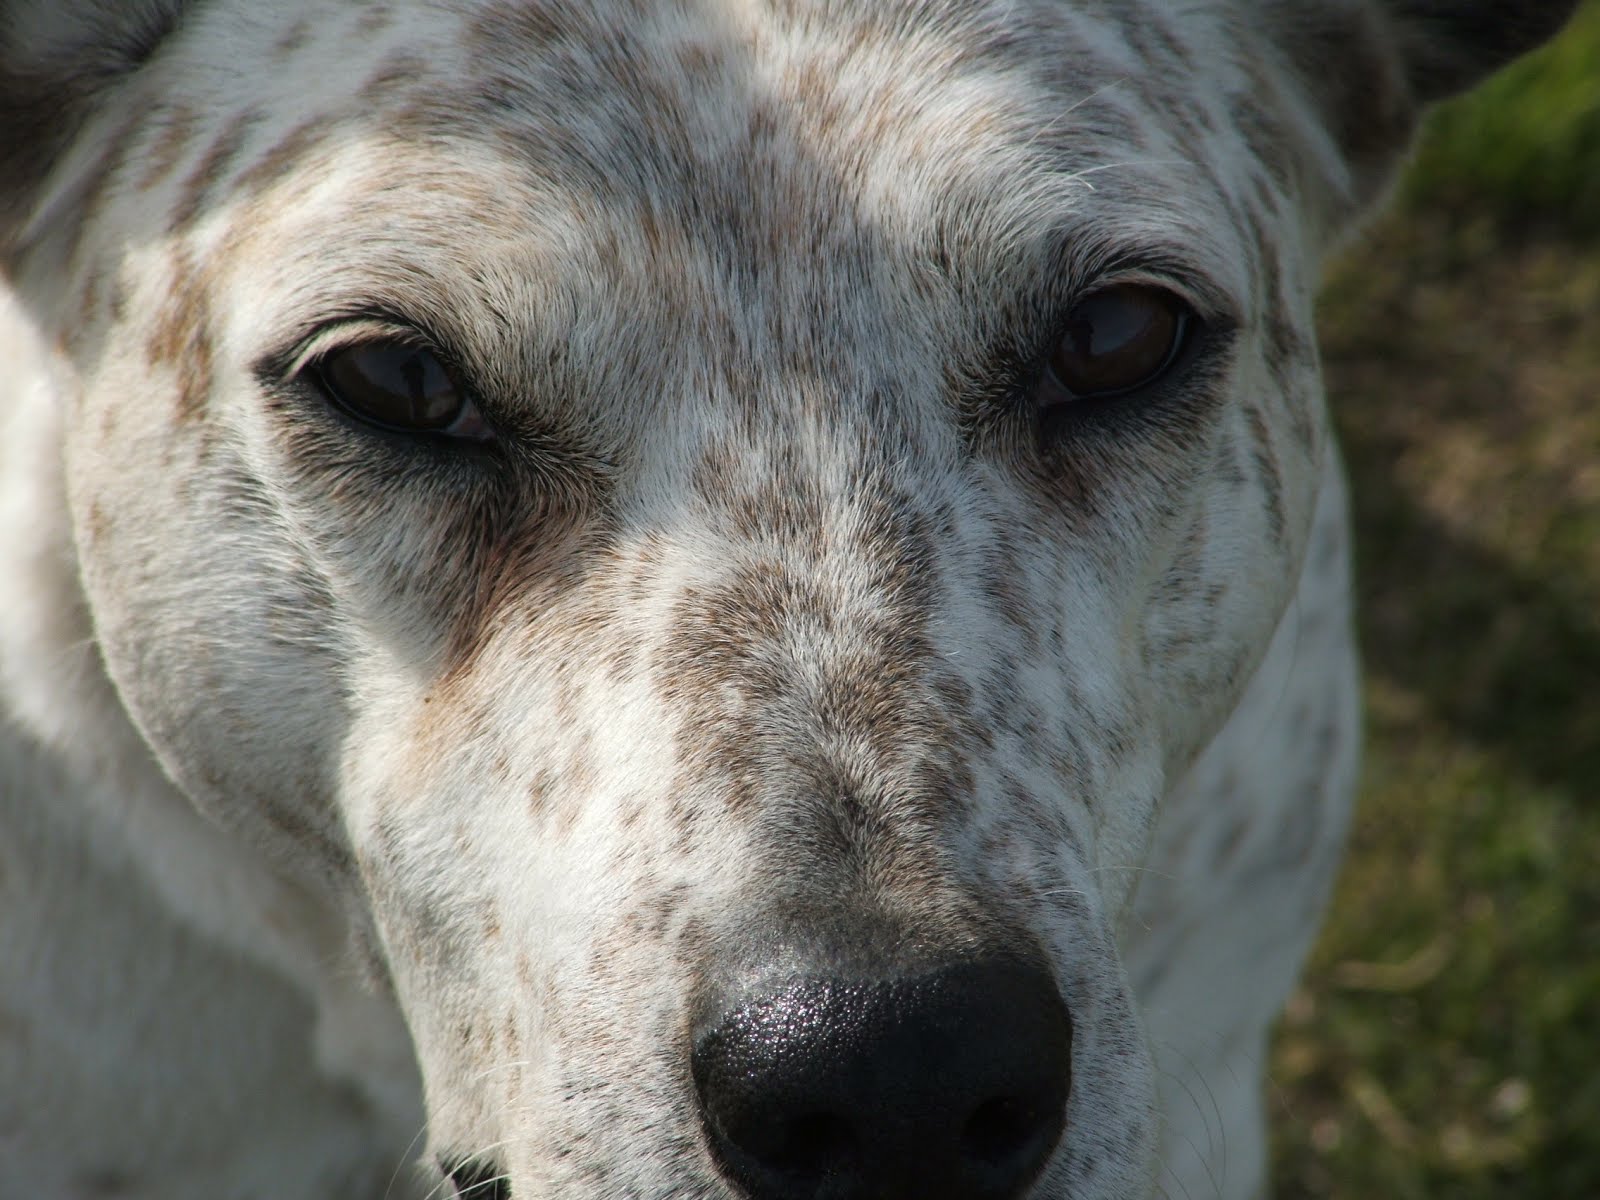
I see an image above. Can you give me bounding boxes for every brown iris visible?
[316,341,485,437]
[1043,284,1190,401]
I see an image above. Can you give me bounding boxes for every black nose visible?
[691,958,1071,1200]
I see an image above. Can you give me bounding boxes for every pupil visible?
[1064,314,1095,358]
[1081,292,1153,356]
[399,351,428,405]
[349,344,453,426]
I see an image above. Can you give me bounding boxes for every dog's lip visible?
[438,1153,510,1199]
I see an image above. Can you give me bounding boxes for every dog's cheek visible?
[1135,317,1329,776]
[63,361,359,886]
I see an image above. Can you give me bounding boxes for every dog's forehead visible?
[214,0,1264,383]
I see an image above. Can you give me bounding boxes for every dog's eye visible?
[1039,285,1192,403]
[314,341,490,440]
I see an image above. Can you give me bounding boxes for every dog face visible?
[0,0,1573,1195]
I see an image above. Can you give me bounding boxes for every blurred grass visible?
[1269,6,1600,1197]
[1403,1,1600,231]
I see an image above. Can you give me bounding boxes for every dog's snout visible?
[691,959,1071,1200]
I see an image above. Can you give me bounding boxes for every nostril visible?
[696,1023,865,1193]
[752,1110,859,1179]
[962,1093,1054,1169]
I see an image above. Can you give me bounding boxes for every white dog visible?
[0,2,1574,1197]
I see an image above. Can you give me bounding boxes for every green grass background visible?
[1268,6,1600,1196]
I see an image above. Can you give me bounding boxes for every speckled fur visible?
[0,1,1574,1197]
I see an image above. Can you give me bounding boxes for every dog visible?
[0,1,1576,1196]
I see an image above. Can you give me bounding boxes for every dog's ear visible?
[1262,0,1580,222]
[1376,1,1581,102]
[0,1,194,250]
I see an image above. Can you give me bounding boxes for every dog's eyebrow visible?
[251,286,478,370]
[1034,226,1243,326]
[926,182,1246,331]
[951,225,1242,380]
[257,311,436,381]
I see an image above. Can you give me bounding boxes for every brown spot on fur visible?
[526,765,558,818]
[256,789,354,881]
[170,111,264,230]
[1262,309,1311,391]
[233,116,336,200]
[360,53,430,104]
[653,469,957,846]
[1110,3,1198,78]
[466,0,570,68]
[1260,286,1321,455]
[135,106,199,192]
[675,38,725,78]
[74,268,104,329]
[107,274,128,324]
[1229,92,1293,199]
[356,2,395,36]
[145,262,214,424]
[1243,403,1286,546]
[274,18,312,59]
[434,500,603,685]
[1140,10,1199,71]
[83,500,110,549]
